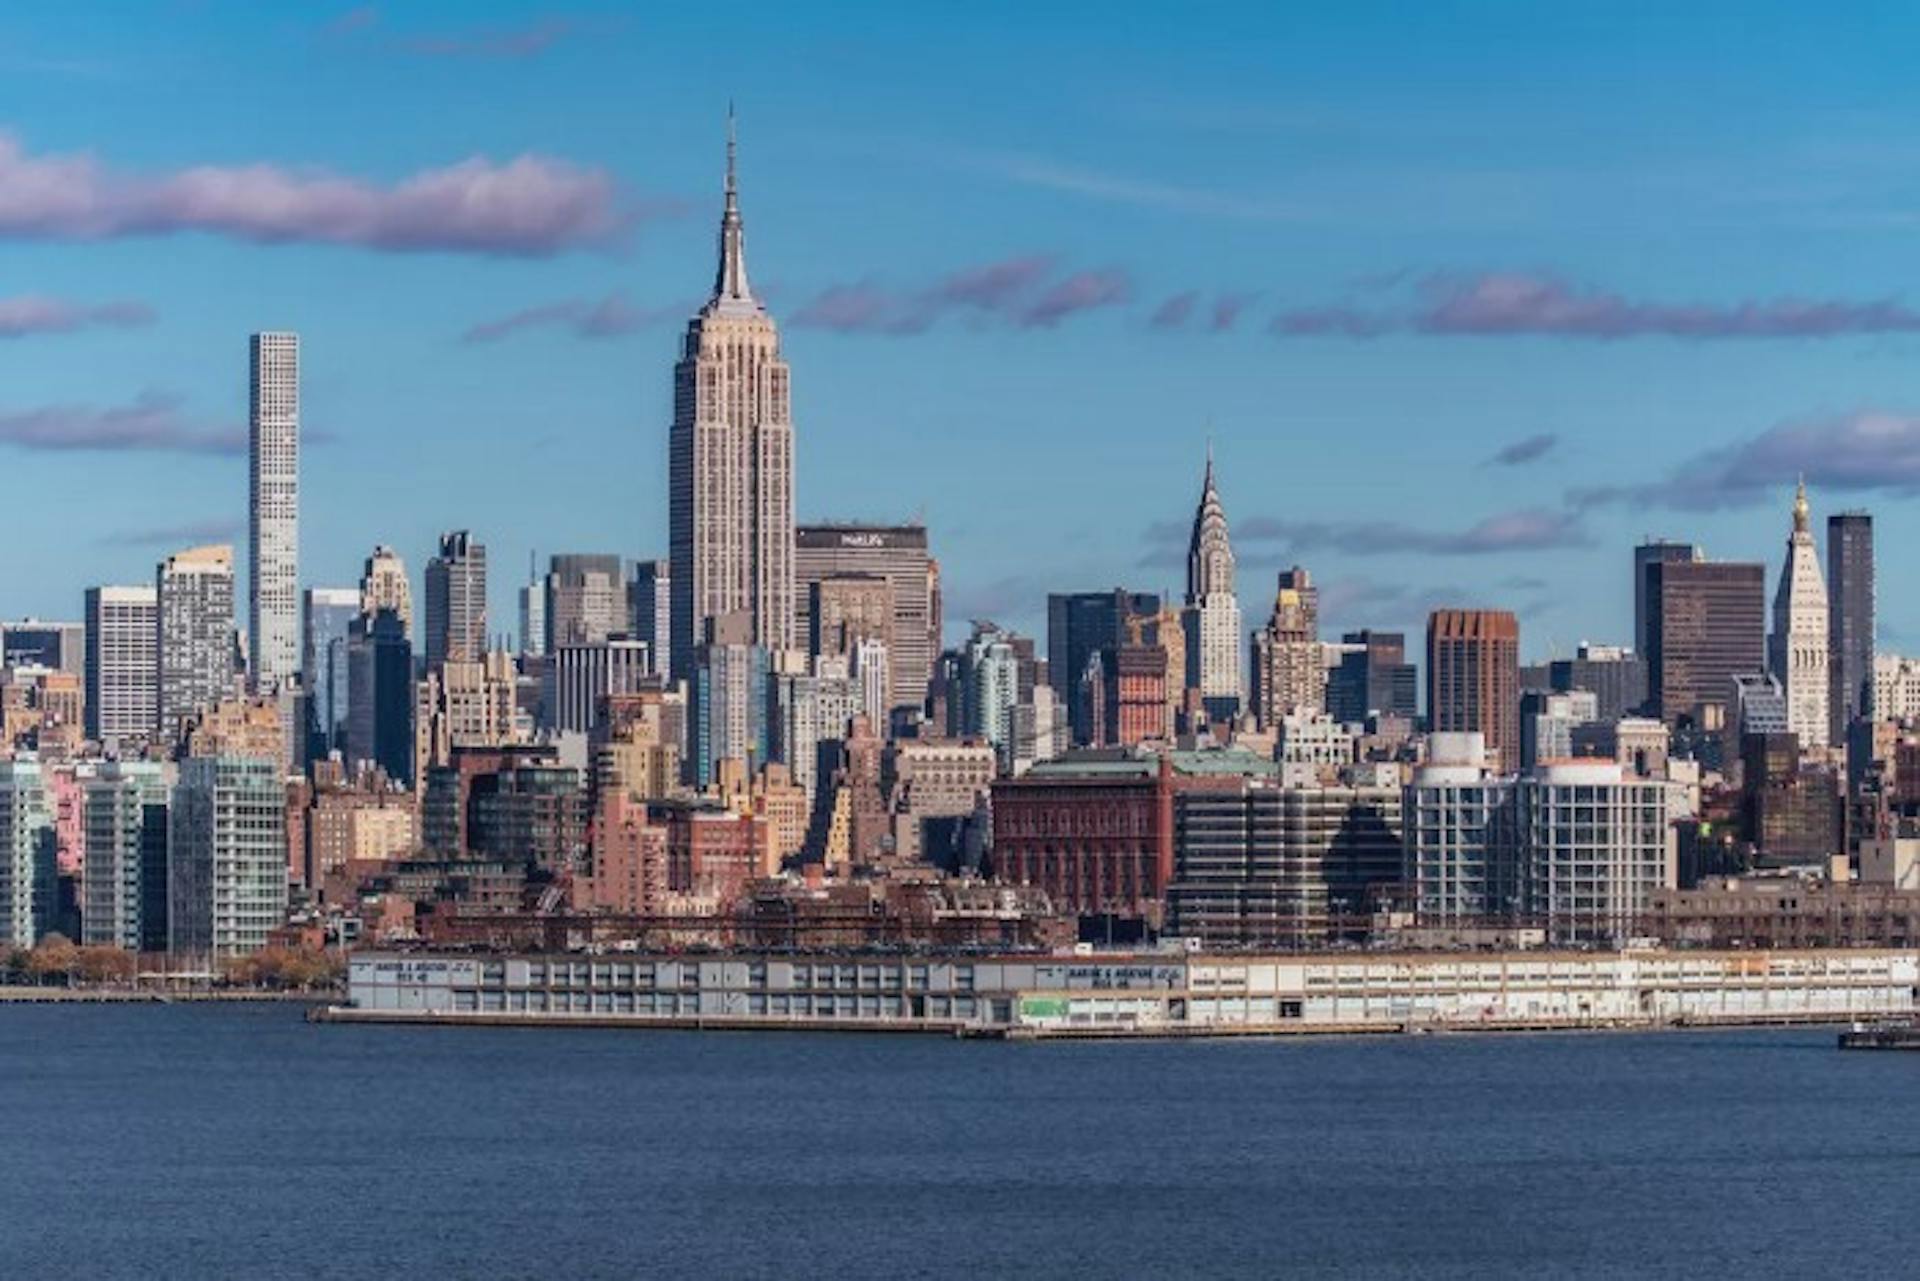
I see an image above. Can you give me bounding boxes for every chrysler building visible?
[669,113,795,679]
[1182,446,1243,722]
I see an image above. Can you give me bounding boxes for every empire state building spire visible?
[711,106,757,311]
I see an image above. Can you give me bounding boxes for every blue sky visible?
[5,1,1920,657]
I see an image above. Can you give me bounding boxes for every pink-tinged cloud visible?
[1020,269,1130,327]
[0,391,243,455]
[0,132,634,257]
[1210,292,1256,332]
[1273,271,1920,340]
[461,292,682,343]
[1237,507,1588,556]
[792,255,1125,334]
[0,294,153,338]
[323,6,379,36]
[1150,291,1197,328]
[1571,409,1920,511]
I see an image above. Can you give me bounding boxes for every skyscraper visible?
[1634,540,1700,660]
[424,530,487,671]
[518,555,546,658]
[1182,447,1242,723]
[1047,588,1160,746]
[359,545,413,633]
[793,525,931,711]
[689,612,770,788]
[629,560,671,679]
[248,332,299,689]
[302,586,359,755]
[670,114,795,681]
[1326,629,1418,724]
[1251,567,1324,729]
[1426,609,1521,773]
[156,544,236,741]
[1827,510,1874,740]
[1770,480,1829,750]
[545,553,629,650]
[347,609,414,785]
[1646,558,1766,726]
[85,585,158,750]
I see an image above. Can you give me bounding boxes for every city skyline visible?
[9,4,1920,654]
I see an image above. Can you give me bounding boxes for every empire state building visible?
[669,115,795,680]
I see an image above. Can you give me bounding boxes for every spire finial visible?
[725,101,738,206]
[1793,474,1810,533]
[711,103,754,307]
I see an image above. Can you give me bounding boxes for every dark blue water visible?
[2,1006,1917,1278]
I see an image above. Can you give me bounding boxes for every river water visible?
[2,1005,1915,1278]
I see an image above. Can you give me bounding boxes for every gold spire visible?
[1793,474,1809,534]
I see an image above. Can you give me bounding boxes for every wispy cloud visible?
[461,292,684,344]
[1149,290,1257,332]
[969,149,1304,221]
[1237,508,1588,556]
[97,518,241,548]
[1571,409,1920,511]
[1273,272,1920,340]
[790,255,1130,334]
[398,19,575,59]
[1489,432,1558,466]
[0,391,243,455]
[0,131,636,257]
[1150,292,1196,329]
[322,8,574,58]
[0,295,153,338]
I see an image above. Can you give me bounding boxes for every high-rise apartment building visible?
[1426,609,1520,773]
[359,545,413,633]
[671,117,795,680]
[424,530,487,671]
[1182,450,1242,723]
[85,585,158,750]
[1770,481,1829,750]
[81,761,169,950]
[248,332,299,689]
[0,759,56,947]
[1646,558,1766,726]
[629,560,671,678]
[545,553,628,650]
[1634,540,1700,659]
[1251,567,1324,729]
[169,755,287,957]
[302,587,359,755]
[156,545,236,742]
[1827,511,1874,740]
[689,612,769,789]
[794,526,931,714]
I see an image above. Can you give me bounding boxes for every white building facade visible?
[1770,480,1830,749]
[248,332,300,689]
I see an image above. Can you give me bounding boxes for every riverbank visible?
[0,986,332,1004]
[308,1002,1863,1039]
